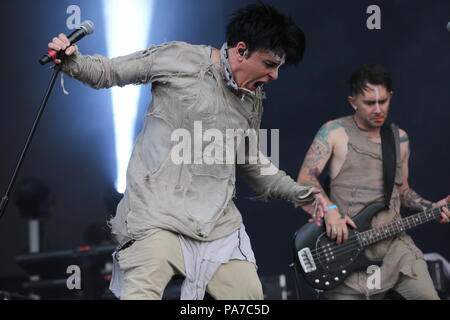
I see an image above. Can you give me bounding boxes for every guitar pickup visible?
[298,247,317,273]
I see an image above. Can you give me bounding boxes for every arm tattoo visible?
[307,167,321,179]
[302,168,336,215]
[304,167,323,190]
[302,121,343,169]
[399,133,409,144]
[400,132,411,154]
[301,122,343,205]
[400,187,433,212]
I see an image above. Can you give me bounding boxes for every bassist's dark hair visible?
[348,64,392,95]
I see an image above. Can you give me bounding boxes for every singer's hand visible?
[302,188,327,226]
[48,33,78,64]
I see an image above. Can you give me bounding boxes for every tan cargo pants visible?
[325,259,440,300]
[115,229,264,300]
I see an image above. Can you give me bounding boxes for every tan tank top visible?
[329,115,423,296]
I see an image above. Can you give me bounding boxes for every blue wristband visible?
[326,205,338,210]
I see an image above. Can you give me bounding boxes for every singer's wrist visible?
[60,50,82,75]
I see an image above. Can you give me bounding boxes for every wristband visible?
[326,205,338,211]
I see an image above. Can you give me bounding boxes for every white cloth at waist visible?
[109,224,256,299]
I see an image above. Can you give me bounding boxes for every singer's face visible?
[233,50,284,91]
[349,83,392,129]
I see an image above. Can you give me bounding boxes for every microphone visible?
[39,20,95,65]
[447,21,450,33]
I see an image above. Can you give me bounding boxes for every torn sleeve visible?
[237,150,315,208]
[61,47,159,89]
[60,42,196,89]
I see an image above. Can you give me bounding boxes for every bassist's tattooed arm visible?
[400,187,433,212]
[297,121,345,218]
[398,130,433,212]
[298,120,357,241]
[298,121,343,193]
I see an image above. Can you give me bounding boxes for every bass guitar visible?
[293,202,449,291]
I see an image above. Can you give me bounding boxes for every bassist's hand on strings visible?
[434,195,450,224]
[325,208,357,244]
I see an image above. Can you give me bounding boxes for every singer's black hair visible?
[348,64,392,96]
[226,2,306,65]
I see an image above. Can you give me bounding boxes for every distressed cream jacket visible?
[61,41,314,241]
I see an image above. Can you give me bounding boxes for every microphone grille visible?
[447,21,450,33]
[80,20,95,35]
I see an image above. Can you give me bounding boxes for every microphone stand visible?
[0,62,62,220]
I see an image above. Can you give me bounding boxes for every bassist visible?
[297,64,450,299]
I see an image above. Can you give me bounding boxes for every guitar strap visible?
[380,122,397,209]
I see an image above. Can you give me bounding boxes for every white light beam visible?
[102,0,153,193]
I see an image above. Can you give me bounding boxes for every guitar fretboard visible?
[357,204,450,246]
